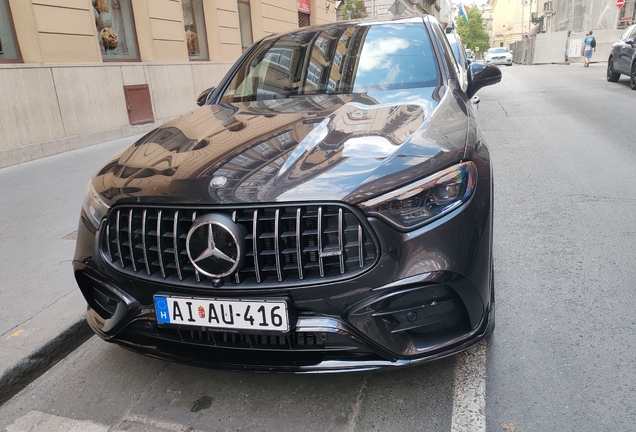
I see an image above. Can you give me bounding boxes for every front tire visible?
[631,63,636,90]
[607,57,620,82]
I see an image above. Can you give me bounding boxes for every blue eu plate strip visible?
[154,296,171,323]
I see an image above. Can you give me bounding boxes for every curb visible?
[0,318,93,406]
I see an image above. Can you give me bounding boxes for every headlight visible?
[358,161,477,230]
[82,182,110,229]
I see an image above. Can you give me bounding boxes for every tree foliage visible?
[341,0,368,19]
[455,6,490,55]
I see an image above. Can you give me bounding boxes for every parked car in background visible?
[484,47,513,66]
[606,24,636,90]
[465,49,476,63]
[446,31,469,70]
[74,16,501,373]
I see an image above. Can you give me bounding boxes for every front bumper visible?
[486,57,513,66]
[73,175,494,372]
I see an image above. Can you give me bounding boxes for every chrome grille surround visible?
[101,204,378,287]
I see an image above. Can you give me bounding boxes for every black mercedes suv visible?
[74,16,501,372]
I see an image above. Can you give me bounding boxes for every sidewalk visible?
[0,135,142,404]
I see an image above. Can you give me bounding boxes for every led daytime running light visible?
[359,161,477,230]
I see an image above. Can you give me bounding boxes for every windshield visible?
[489,48,508,54]
[220,23,439,103]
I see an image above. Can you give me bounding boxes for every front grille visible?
[102,204,377,287]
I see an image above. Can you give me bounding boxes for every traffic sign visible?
[389,0,406,16]
[617,0,624,9]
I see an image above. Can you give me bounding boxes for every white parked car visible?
[484,47,513,66]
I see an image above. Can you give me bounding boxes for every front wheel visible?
[607,58,620,82]
[631,63,636,90]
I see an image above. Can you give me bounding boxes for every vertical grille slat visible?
[115,210,123,268]
[252,210,262,283]
[317,206,325,277]
[358,223,364,269]
[128,209,137,272]
[296,207,304,280]
[103,204,376,286]
[173,211,183,280]
[192,211,201,282]
[338,208,345,274]
[142,210,151,275]
[274,209,282,282]
[157,210,166,278]
[106,221,113,262]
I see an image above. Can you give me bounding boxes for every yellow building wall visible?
[7,0,43,62]
[491,0,524,48]
[213,0,242,61]
[29,0,102,63]
[260,0,297,35]
[201,0,223,61]
[311,0,336,25]
[0,0,337,168]
[148,0,189,61]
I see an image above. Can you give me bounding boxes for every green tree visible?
[455,6,490,55]
[341,0,368,19]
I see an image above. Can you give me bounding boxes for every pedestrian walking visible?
[581,31,596,67]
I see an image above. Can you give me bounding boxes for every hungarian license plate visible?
[154,296,289,333]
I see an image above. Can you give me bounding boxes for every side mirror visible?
[196,87,215,106]
[467,62,502,98]
[626,38,636,47]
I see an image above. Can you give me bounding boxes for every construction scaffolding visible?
[550,0,635,32]
[509,0,633,64]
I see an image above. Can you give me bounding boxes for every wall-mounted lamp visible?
[326,2,330,10]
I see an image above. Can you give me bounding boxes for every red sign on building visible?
[298,0,311,14]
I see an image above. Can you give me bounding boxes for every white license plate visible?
[154,296,289,333]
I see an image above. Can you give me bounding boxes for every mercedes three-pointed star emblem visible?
[193,225,236,265]
[185,214,244,278]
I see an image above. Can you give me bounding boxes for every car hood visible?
[93,87,469,206]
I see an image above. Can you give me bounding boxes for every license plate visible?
[154,296,290,333]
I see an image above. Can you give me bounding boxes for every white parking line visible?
[344,376,367,432]
[450,342,487,432]
[5,411,108,432]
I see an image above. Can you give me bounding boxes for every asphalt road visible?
[1,63,635,431]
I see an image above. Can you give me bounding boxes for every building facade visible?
[0,0,336,168]
[490,0,532,48]
[335,0,450,26]
[480,0,493,45]
[490,0,635,49]
[538,0,635,33]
